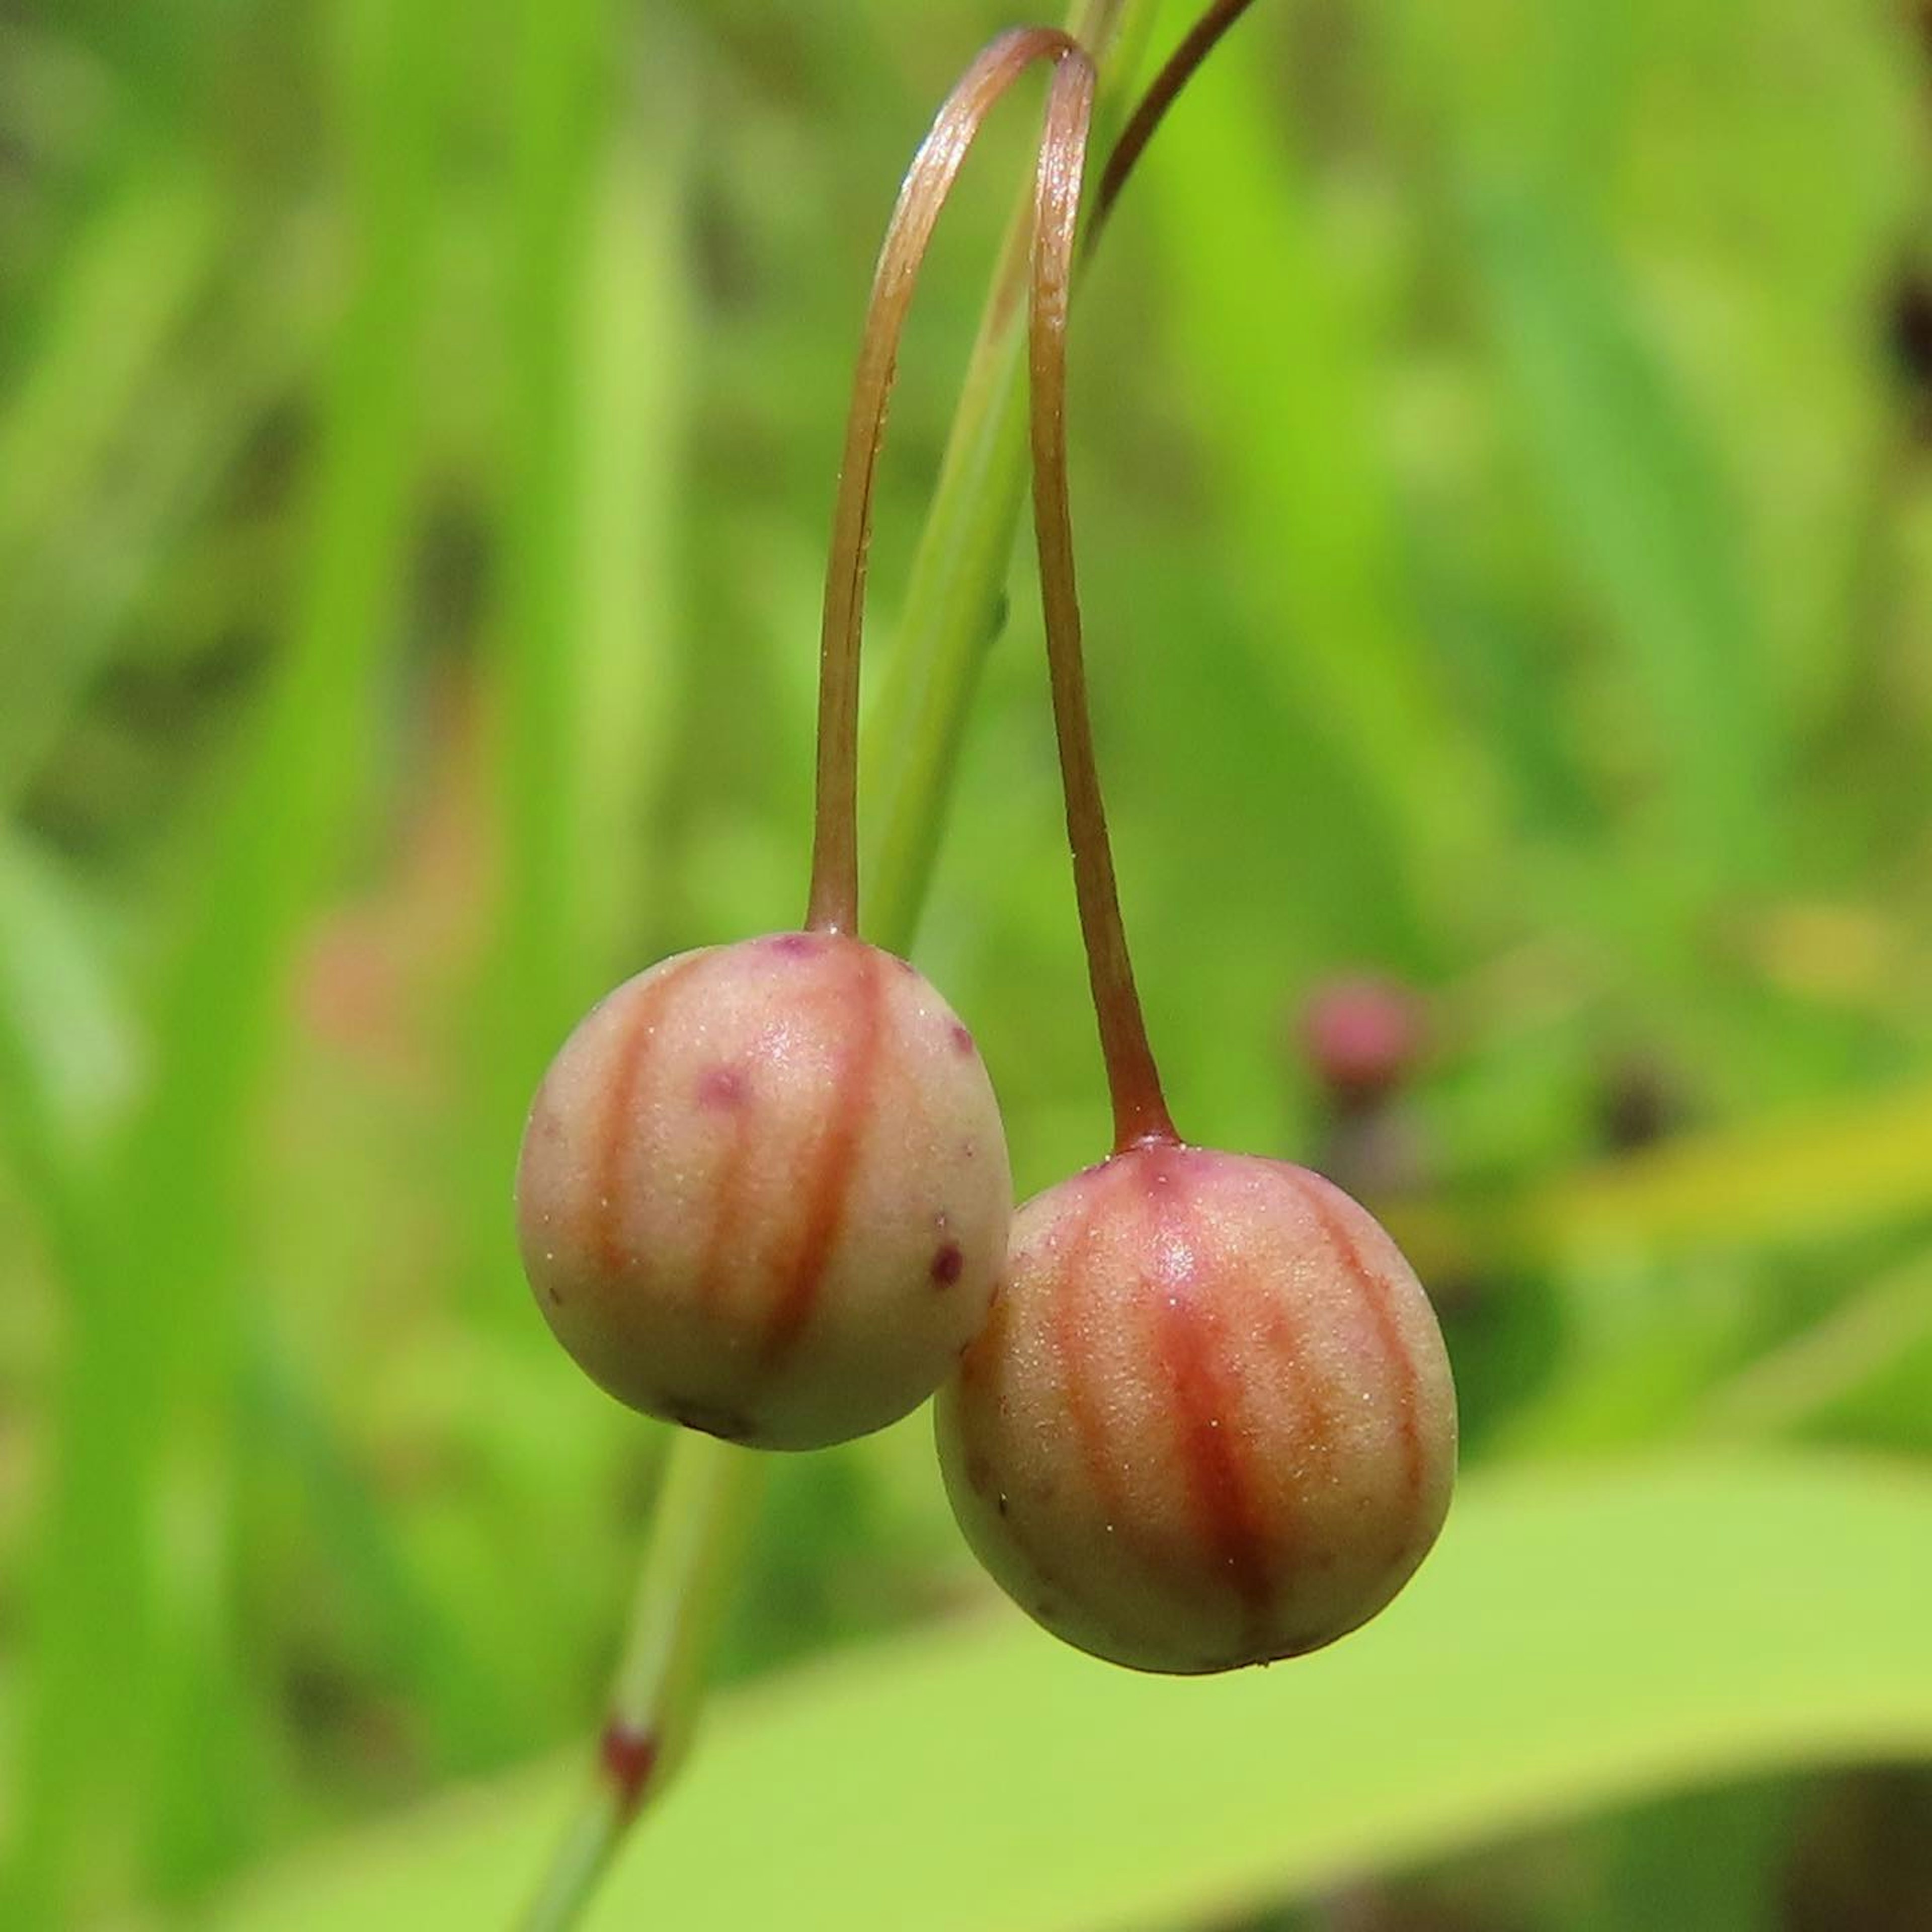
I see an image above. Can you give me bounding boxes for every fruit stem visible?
[1088,0,1258,243]
[857,0,1159,934]
[805,26,1083,935]
[1028,53,1179,1153]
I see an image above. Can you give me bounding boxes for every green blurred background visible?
[5,0,1932,1926]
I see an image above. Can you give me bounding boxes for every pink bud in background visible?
[1298,974,1426,1108]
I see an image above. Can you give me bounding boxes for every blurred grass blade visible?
[1700,1253,1932,1439]
[0,162,217,796]
[495,0,658,1038]
[568,95,691,978]
[1393,1074,1932,1277]
[11,0,455,1912]
[468,0,690,1264]
[1,220,333,815]
[0,825,137,1163]
[211,1456,1932,1931]
[1466,181,1778,898]
[456,0,692,1355]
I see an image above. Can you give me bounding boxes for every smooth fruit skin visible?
[517,932,1011,1451]
[934,1143,1455,1673]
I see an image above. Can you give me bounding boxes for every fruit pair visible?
[516,19,1456,1675]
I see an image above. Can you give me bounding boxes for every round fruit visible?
[935,1141,1455,1672]
[517,930,1011,1450]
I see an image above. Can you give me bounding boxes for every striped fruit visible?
[516,931,1011,1450]
[934,1142,1455,1672]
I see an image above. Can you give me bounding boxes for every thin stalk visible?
[806,26,1081,933]
[1089,0,1258,241]
[518,1437,763,1931]
[1028,54,1177,1152]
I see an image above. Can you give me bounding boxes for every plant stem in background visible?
[806,27,1080,936]
[518,1437,764,1931]
[1026,53,1177,1153]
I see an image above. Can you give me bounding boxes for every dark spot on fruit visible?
[997,1492,1010,1517]
[547,1285,563,1307]
[931,1240,964,1286]
[950,1022,975,1057]
[894,953,918,975]
[697,1064,750,1109]
[599,1720,659,1817]
[768,933,819,957]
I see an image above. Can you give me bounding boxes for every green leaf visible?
[212,1456,1932,1931]
[0,162,218,807]
[1393,1074,1932,1277]
[0,825,136,1169]
[11,0,460,1910]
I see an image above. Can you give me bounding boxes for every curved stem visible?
[1029,54,1178,1152]
[1088,0,1258,244]
[805,25,1081,934]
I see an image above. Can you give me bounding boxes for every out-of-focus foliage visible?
[2,1,1930,1927]
[208,1460,1932,1932]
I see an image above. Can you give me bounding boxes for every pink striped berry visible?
[516,931,1011,1450]
[934,1142,1455,1672]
